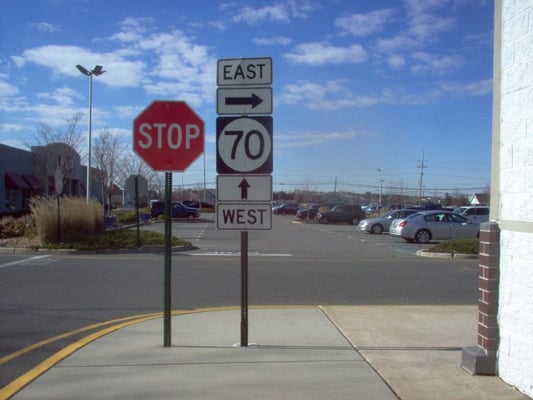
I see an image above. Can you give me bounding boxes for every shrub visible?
[29,196,104,243]
[428,238,480,255]
[0,215,34,238]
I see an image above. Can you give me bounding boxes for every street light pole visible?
[377,168,384,209]
[76,64,105,202]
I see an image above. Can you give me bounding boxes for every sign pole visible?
[164,172,172,347]
[240,231,249,347]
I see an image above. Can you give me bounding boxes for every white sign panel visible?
[217,87,272,115]
[217,57,272,86]
[217,174,272,202]
[217,203,272,230]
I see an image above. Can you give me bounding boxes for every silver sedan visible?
[358,209,418,234]
[389,210,480,243]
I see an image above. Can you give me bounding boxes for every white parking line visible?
[189,252,292,257]
[0,254,51,269]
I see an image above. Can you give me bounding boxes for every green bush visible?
[30,196,104,243]
[428,238,480,254]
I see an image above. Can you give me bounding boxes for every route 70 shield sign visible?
[216,116,273,174]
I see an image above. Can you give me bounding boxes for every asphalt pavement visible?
[2,305,530,400]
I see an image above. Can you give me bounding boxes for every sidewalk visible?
[7,306,530,400]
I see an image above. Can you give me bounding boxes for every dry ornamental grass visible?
[29,196,104,244]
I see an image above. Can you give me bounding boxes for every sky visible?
[0,0,494,199]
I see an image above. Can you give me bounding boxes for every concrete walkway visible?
[5,306,530,400]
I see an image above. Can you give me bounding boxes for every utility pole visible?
[418,150,427,206]
[377,168,384,208]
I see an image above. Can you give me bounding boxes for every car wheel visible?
[415,229,431,244]
[371,224,383,234]
[350,217,359,225]
[318,217,328,224]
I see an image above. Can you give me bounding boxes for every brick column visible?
[461,221,500,375]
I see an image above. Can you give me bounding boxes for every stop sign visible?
[133,101,204,171]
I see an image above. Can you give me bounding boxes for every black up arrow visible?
[225,93,263,109]
[238,178,251,200]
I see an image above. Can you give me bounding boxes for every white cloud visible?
[410,51,463,75]
[35,22,61,33]
[0,79,19,98]
[0,123,24,134]
[284,42,367,65]
[335,8,395,37]
[231,1,314,24]
[254,36,292,46]
[36,87,81,107]
[233,4,291,23]
[387,54,406,69]
[440,79,493,96]
[278,80,392,111]
[276,129,363,149]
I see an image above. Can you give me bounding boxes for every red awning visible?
[5,172,31,190]
[22,175,41,190]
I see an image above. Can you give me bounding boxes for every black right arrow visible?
[225,93,263,109]
[238,178,251,199]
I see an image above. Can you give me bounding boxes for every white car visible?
[453,206,489,223]
[390,210,480,243]
[358,209,418,234]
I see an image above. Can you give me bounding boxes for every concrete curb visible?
[416,249,479,259]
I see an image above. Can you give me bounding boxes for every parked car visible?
[358,208,418,234]
[296,203,321,220]
[182,200,214,210]
[453,206,489,223]
[362,203,379,215]
[316,204,365,225]
[389,210,480,243]
[273,203,300,215]
[150,201,200,219]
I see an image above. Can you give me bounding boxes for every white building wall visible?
[498,1,533,396]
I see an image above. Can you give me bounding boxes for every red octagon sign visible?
[133,101,204,172]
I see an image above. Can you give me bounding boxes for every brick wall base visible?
[461,222,500,375]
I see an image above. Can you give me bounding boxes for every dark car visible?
[150,201,200,219]
[296,203,321,220]
[182,200,215,210]
[316,204,365,225]
[273,203,300,215]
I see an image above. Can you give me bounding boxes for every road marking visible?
[0,313,161,366]
[0,306,314,399]
[0,255,51,269]
[188,251,291,257]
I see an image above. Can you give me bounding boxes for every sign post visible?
[216,57,273,346]
[133,100,204,347]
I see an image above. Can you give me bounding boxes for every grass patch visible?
[112,208,150,224]
[46,229,189,250]
[428,238,479,255]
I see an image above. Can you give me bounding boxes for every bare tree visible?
[32,112,85,155]
[29,113,85,196]
[117,153,163,200]
[92,128,125,214]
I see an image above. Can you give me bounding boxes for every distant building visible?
[469,193,489,205]
[1,143,102,216]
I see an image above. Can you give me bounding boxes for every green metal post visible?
[164,172,172,347]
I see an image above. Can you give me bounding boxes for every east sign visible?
[133,101,204,172]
